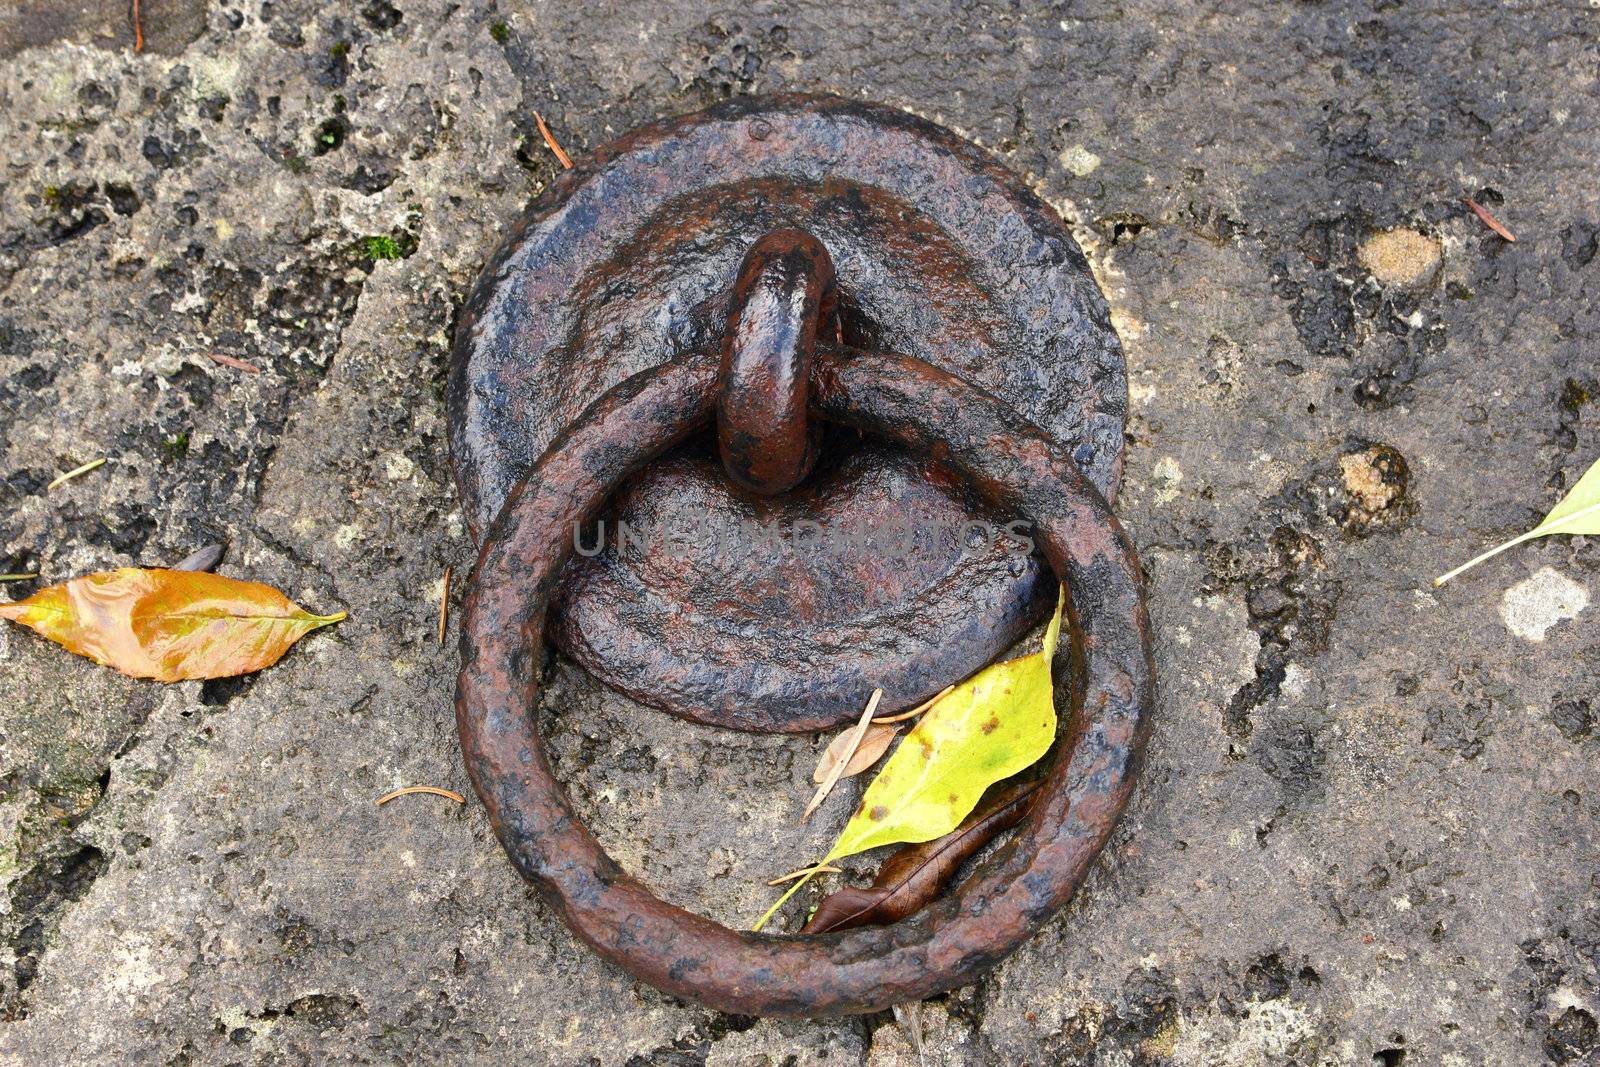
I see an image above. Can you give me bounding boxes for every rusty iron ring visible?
[451,94,1127,732]
[455,346,1153,1018]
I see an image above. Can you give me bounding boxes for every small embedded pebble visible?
[1358,228,1442,288]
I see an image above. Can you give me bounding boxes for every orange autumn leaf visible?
[0,567,345,680]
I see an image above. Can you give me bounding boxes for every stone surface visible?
[1,1,1597,1064]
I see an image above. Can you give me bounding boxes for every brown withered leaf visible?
[0,567,344,680]
[802,688,881,821]
[812,721,899,785]
[801,778,1041,934]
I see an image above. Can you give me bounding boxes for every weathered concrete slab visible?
[0,1,1596,1063]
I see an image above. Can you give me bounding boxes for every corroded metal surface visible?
[717,228,836,495]
[448,94,1126,730]
[454,346,1154,1018]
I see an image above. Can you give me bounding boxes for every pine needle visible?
[0,573,39,582]
[376,785,465,806]
[766,864,842,886]
[437,565,452,644]
[1462,197,1516,242]
[206,352,260,374]
[802,688,881,821]
[534,112,573,169]
[873,684,955,724]
[47,457,106,491]
[754,863,826,932]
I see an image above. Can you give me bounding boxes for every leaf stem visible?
[1434,530,1537,586]
[753,864,824,932]
[1435,500,1600,586]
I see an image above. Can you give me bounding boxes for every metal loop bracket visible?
[717,228,838,495]
[449,94,1129,731]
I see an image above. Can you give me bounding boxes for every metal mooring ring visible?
[449,94,1128,733]
[455,345,1154,1018]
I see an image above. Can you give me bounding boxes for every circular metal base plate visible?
[449,94,1125,731]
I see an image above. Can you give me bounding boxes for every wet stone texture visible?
[0,1,1596,1064]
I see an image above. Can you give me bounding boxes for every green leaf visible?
[1436,457,1600,585]
[1539,458,1600,532]
[754,585,1064,931]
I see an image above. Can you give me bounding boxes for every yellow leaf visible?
[755,585,1064,930]
[1436,456,1600,585]
[0,567,345,681]
[825,587,1062,861]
